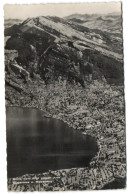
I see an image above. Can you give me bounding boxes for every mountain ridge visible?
[5,13,123,88]
[5,13,126,192]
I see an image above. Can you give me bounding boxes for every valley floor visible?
[6,77,126,191]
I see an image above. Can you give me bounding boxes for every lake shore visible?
[7,80,126,191]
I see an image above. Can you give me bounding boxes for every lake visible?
[6,106,98,178]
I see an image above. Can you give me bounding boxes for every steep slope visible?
[65,13,123,55]
[5,15,123,87]
[5,15,125,191]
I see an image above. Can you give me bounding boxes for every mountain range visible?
[5,13,123,85]
[5,13,126,191]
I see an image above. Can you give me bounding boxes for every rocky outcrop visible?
[5,13,125,191]
[5,14,123,86]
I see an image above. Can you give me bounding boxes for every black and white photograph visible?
[3,1,126,191]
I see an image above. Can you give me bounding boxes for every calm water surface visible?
[6,106,98,178]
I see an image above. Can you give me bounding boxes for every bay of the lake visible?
[6,106,98,178]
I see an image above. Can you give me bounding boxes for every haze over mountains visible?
[4,12,124,108]
[5,12,123,90]
[5,11,126,192]
[65,12,122,33]
[4,18,22,28]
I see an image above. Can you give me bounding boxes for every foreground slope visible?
[5,14,126,191]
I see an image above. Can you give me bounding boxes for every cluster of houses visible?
[6,55,125,191]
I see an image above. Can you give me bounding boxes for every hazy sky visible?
[4,2,121,19]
